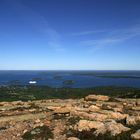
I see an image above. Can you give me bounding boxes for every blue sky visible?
[0,0,140,70]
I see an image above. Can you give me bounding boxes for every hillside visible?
[0,94,140,140]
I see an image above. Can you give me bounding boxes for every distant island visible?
[31,77,43,81]
[53,76,63,80]
[74,73,140,79]
[63,80,75,85]
[96,75,140,79]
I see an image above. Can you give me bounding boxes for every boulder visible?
[93,110,128,120]
[74,107,89,112]
[76,120,104,131]
[54,107,72,114]
[131,129,140,140]
[94,121,130,136]
[88,105,100,112]
[132,107,140,111]
[74,110,127,122]
[70,111,108,122]
[108,111,128,120]
[113,107,123,113]
[85,95,110,101]
[47,106,61,111]
[67,137,80,140]
[126,116,140,125]
[35,119,41,123]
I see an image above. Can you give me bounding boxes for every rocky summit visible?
[0,95,140,140]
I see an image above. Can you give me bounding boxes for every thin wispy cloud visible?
[80,25,140,52]
[45,28,65,52]
[48,42,65,52]
[71,30,105,36]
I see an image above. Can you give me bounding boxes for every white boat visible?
[29,81,37,84]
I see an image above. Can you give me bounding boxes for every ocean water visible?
[0,70,140,88]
